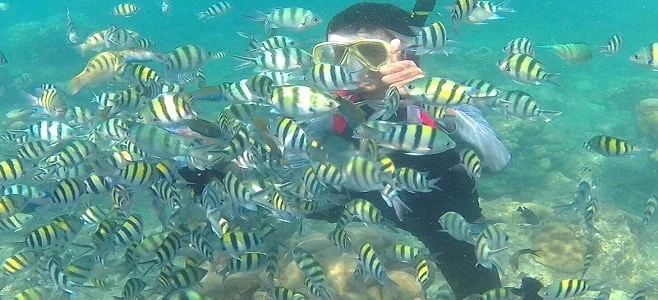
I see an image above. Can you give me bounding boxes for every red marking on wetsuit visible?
[332,90,360,134]
[419,110,438,128]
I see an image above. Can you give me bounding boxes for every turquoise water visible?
[1,0,658,299]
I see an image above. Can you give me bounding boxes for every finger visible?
[379,60,417,76]
[381,66,424,85]
[388,38,402,63]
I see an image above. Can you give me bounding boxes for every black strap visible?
[410,0,437,27]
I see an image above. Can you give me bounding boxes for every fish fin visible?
[538,109,562,123]
[545,73,561,86]
[352,124,383,140]
[231,55,256,70]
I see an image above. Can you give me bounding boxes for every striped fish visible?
[540,279,596,299]
[112,3,139,17]
[165,44,224,73]
[268,85,339,121]
[234,47,312,72]
[354,122,456,155]
[356,242,396,286]
[500,90,561,122]
[584,135,640,157]
[68,51,121,95]
[497,53,559,86]
[65,7,80,43]
[247,7,322,31]
[137,93,197,125]
[198,1,233,20]
[630,42,658,70]
[643,196,657,226]
[450,0,478,32]
[410,21,450,55]
[600,34,623,55]
[503,37,535,56]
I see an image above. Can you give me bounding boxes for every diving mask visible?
[312,39,390,71]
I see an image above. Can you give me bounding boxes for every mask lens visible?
[313,43,348,65]
[353,41,389,69]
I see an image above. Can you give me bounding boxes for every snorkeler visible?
[311,2,505,299]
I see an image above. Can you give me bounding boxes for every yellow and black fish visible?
[584,135,641,157]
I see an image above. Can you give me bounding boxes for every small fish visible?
[368,85,401,121]
[165,44,224,73]
[504,37,535,56]
[393,167,440,193]
[481,224,509,250]
[234,47,312,72]
[0,50,6,65]
[160,0,171,15]
[405,76,488,107]
[268,85,339,121]
[474,234,506,274]
[354,122,456,155]
[516,206,539,225]
[600,34,623,55]
[497,53,558,86]
[584,197,599,235]
[356,242,397,286]
[450,0,478,33]
[643,196,657,226]
[247,7,322,32]
[137,93,197,125]
[509,248,542,272]
[539,279,597,299]
[112,3,140,17]
[584,135,640,157]
[306,63,362,91]
[539,43,593,63]
[581,246,595,279]
[409,21,450,55]
[68,51,121,95]
[198,1,233,20]
[292,247,332,299]
[456,148,481,179]
[238,32,296,53]
[630,42,658,70]
[65,7,79,44]
[438,211,478,244]
[500,90,562,123]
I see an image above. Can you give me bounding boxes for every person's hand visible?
[379,39,424,95]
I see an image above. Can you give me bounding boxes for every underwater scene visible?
[0,0,657,299]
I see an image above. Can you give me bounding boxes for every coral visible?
[532,223,585,274]
[636,98,658,144]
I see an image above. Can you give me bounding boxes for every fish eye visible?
[313,17,320,22]
[445,141,452,146]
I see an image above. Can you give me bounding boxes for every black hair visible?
[327,3,415,37]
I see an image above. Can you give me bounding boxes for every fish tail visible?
[538,109,562,123]
[243,9,268,22]
[68,72,89,95]
[74,43,87,57]
[352,124,382,140]
[236,31,257,42]
[212,52,226,59]
[544,73,561,86]
[232,55,256,70]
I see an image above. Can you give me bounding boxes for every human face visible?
[327,28,398,97]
